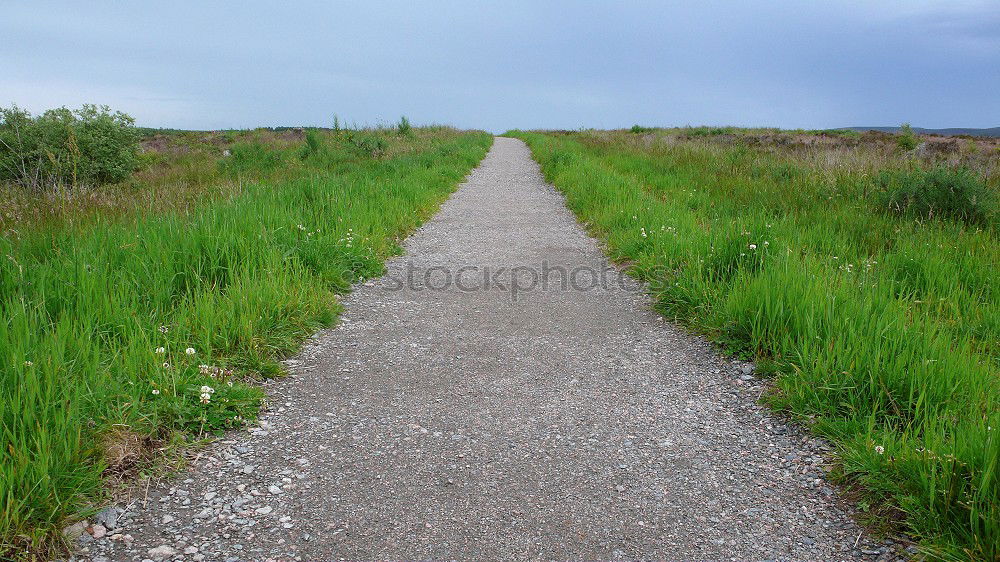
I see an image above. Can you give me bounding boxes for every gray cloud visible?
[2,1,997,132]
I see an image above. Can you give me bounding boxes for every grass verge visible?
[0,127,491,559]
[508,129,999,560]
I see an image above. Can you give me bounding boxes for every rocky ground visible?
[75,137,907,561]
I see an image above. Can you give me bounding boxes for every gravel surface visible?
[79,137,904,561]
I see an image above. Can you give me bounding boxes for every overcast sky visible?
[3,1,998,132]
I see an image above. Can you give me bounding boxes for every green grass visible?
[508,129,999,560]
[0,127,491,559]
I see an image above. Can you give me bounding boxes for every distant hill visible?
[840,126,1000,138]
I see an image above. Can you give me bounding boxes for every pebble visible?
[90,523,107,539]
[93,506,121,530]
[147,544,178,560]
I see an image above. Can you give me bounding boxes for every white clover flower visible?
[185,347,196,355]
[297,224,306,231]
[158,325,169,334]
[24,360,33,367]
[200,393,211,404]
[162,362,171,369]
[749,244,757,250]
[199,364,211,375]
[874,445,885,455]
[201,385,215,394]
[151,389,160,395]
[155,347,165,354]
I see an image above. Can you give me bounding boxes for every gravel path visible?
[80,137,900,561]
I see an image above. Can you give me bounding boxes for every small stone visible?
[268,485,283,495]
[62,521,88,541]
[90,523,107,539]
[255,506,273,515]
[93,506,122,530]
[147,544,178,560]
[204,491,218,501]
[160,514,175,524]
[184,545,199,554]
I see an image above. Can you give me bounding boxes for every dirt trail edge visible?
[85,137,895,561]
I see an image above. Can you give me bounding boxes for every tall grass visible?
[509,129,999,560]
[0,128,491,558]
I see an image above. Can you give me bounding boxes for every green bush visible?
[875,166,996,226]
[0,104,139,188]
[896,123,919,151]
[630,124,654,134]
[220,142,285,176]
[397,115,412,137]
[346,132,387,158]
[299,129,322,159]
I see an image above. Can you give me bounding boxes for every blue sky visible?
[3,1,998,132]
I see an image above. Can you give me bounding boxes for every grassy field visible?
[509,128,999,560]
[0,126,491,558]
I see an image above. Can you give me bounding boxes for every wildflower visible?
[199,364,211,375]
[159,325,169,334]
[201,385,215,394]
[185,347,196,355]
[764,241,769,246]
[875,445,885,455]
[155,347,166,354]
[749,244,757,250]
[162,362,171,369]
[227,381,234,387]
[297,224,306,231]
[640,227,647,238]
[151,389,160,395]
[24,360,33,366]
[200,393,211,404]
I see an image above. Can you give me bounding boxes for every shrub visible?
[300,129,322,159]
[0,104,139,189]
[874,165,996,226]
[346,132,387,158]
[896,123,919,151]
[219,142,285,176]
[630,125,654,134]
[397,115,412,137]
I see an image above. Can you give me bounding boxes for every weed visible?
[346,131,388,158]
[875,166,996,226]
